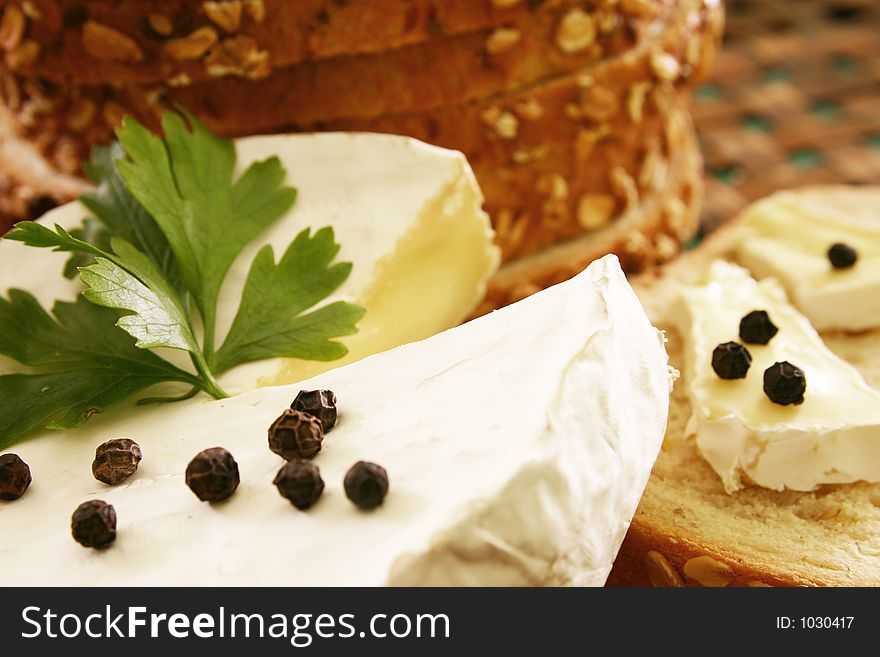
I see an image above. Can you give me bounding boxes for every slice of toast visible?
[607,185,880,587]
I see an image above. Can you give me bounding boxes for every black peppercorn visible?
[763,361,806,405]
[185,447,240,502]
[268,409,324,460]
[273,460,325,510]
[71,500,117,549]
[344,461,389,510]
[92,438,142,485]
[0,453,32,501]
[739,310,778,345]
[291,389,338,432]
[828,242,857,270]
[711,342,752,380]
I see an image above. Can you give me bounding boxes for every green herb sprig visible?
[0,111,364,449]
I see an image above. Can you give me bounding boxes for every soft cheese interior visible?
[735,189,880,332]
[675,260,880,493]
[0,256,671,586]
[0,132,500,391]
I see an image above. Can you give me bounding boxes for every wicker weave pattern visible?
[693,0,880,235]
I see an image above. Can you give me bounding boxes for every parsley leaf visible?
[0,110,364,446]
[79,238,198,353]
[63,219,113,279]
[115,111,297,354]
[5,221,111,259]
[80,143,180,287]
[213,228,365,372]
[0,291,199,449]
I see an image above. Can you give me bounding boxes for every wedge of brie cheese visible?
[0,256,671,586]
[675,260,880,493]
[735,189,880,332]
[0,132,500,391]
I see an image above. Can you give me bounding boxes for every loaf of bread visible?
[607,186,880,587]
[0,0,708,135]
[0,0,714,178]
[3,0,671,86]
[0,0,721,283]
[0,0,720,237]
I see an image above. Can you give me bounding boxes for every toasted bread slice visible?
[607,186,880,587]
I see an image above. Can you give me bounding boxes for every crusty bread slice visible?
[12,0,671,88]
[0,0,719,145]
[166,0,717,129]
[607,186,880,587]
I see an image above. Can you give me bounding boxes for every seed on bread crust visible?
[82,21,144,63]
[21,2,40,20]
[627,82,651,124]
[205,35,271,79]
[481,107,519,139]
[578,84,619,123]
[577,193,615,230]
[164,26,219,60]
[244,0,266,23]
[654,233,679,262]
[0,5,26,52]
[146,13,174,38]
[485,27,521,55]
[610,167,639,212]
[555,9,596,54]
[683,555,733,587]
[514,98,543,121]
[645,550,684,587]
[204,1,244,34]
[649,50,681,81]
[5,39,39,70]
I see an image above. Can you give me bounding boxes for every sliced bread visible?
[607,186,880,587]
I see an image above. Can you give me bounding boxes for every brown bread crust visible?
[160,0,715,128]
[0,0,717,137]
[0,0,720,250]
[2,0,673,86]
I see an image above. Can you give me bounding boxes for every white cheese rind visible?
[675,260,880,493]
[0,132,500,390]
[0,256,670,586]
[735,190,880,332]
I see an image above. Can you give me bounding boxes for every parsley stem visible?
[202,312,216,360]
[192,349,228,399]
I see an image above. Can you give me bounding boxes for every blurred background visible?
[694,0,880,237]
